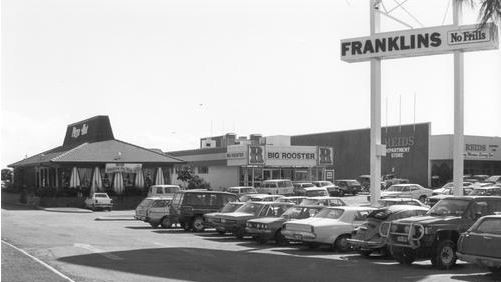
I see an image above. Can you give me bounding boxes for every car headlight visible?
[424,226,434,235]
[390,224,398,232]
[404,226,410,233]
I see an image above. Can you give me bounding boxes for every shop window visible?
[198,166,209,174]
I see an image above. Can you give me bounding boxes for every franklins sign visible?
[341,23,498,62]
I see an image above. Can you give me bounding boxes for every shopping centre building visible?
[168,123,501,190]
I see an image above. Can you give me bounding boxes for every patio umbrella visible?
[113,172,124,194]
[69,167,80,188]
[91,167,102,194]
[135,169,145,189]
[155,167,165,185]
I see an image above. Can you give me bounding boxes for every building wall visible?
[291,123,430,187]
[171,165,239,191]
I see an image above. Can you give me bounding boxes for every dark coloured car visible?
[382,196,501,269]
[170,191,238,232]
[219,201,294,238]
[469,186,501,196]
[457,215,501,274]
[347,205,429,256]
[204,202,245,234]
[246,205,324,245]
[334,179,362,196]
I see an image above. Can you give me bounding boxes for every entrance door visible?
[263,169,280,180]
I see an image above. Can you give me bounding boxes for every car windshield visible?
[442,183,454,189]
[235,203,264,215]
[137,199,155,208]
[221,203,242,213]
[427,199,470,216]
[282,206,322,219]
[315,208,344,219]
[368,208,395,220]
[95,194,107,198]
[386,185,406,192]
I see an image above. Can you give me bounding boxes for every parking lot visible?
[2,195,499,282]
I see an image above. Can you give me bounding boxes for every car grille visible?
[285,223,311,232]
[223,219,237,225]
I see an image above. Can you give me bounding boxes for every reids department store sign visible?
[105,163,142,173]
[341,23,498,62]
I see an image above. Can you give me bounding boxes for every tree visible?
[458,0,501,26]
[176,165,193,185]
[188,175,211,190]
[1,168,13,182]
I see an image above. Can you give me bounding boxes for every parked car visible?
[246,205,324,244]
[471,175,490,182]
[382,174,409,189]
[281,206,375,251]
[292,182,316,195]
[373,198,429,208]
[275,196,307,205]
[300,196,347,207]
[427,185,474,207]
[144,198,174,228]
[204,202,245,234]
[170,190,238,232]
[311,181,341,196]
[334,179,362,196]
[226,186,258,196]
[485,175,501,184]
[240,193,284,202]
[457,215,501,274]
[432,182,474,195]
[469,186,501,196]
[219,201,294,238]
[348,205,429,256]
[379,184,433,202]
[135,197,159,221]
[84,193,113,211]
[257,179,294,195]
[147,184,183,198]
[382,196,501,269]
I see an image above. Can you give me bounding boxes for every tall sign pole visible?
[453,0,464,196]
[370,0,382,206]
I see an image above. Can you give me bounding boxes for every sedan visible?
[219,201,294,238]
[457,215,501,274]
[204,202,245,234]
[281,206,375,252]
[246,205,324,245]
[380,184,433,202]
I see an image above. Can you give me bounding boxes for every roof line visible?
[114,139,185,162]
[50,143,89,162]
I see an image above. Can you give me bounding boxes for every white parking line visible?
[73,243,123,260]
[2,240,75,282]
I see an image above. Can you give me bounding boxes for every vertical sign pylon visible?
[453,1,464,196]
[370,0,382,206]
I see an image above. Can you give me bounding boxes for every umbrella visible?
[135,169,145,189]
[155,167,165,185]
[113,172,124,194]
[69,167,80,188]
[91,167,102,194]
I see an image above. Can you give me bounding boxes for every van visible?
[257,179,294,195]
[147,185,183,198]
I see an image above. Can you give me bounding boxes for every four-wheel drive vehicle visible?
[170,191,238,232]
[382,196,501,269]
[334,180,362,196]
[144,198,174,228]
[457,215,501,274]
[348,205,429,257]
[84,193,113,211]
[246,205,324,245]
[147,185,183,198]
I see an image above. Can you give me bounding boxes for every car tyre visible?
[150,222,159,228]
[161,217,172,228]
[181,222,191,231]
[433,240,457,269]
[192,216,205,232]
[275,229,288,246]
[391,246,416,265]
[334,234,351,252]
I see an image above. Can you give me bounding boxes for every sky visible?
[1,0,500,169]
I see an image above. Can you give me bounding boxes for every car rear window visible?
[315,208,344,219]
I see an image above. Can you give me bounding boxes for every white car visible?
[281,206,375,252]
[299,196,347,207]
[84,192,113,211]
[380,184,433,202]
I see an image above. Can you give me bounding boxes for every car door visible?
[460,217,501,258]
